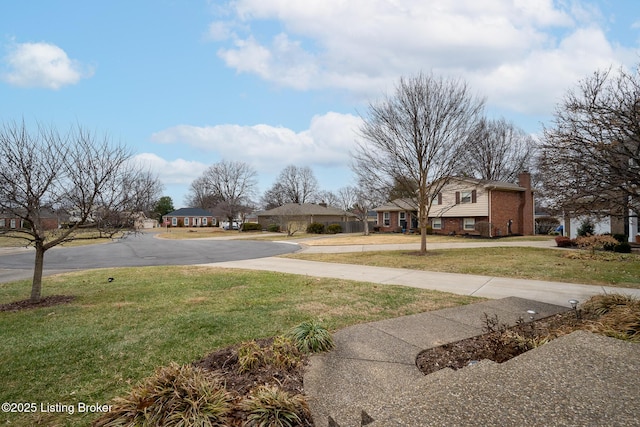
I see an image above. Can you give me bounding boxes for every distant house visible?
[564,210,639,242]
[0,209,60,231]
[374,173,535,236]
[257,203,356,232]
[162,208,215,227]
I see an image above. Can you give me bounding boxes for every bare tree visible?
[185,175,222,210]
[262,165,319,207]
[353,72,484,253]
[338,184,381,236]
[198,160,258,226]
[540,65,640,230]
[316,190,339,207]
[336,186,359,211]
[0,121,160,302]
[458,117,537,182]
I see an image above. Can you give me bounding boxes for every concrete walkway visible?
[302,297,640,427]
[205,256,640,307]
[203,241,640,426]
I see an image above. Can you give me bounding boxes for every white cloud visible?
[2,41,94,89]
[150,112,363,174]
[211,0,637,114]
[132,153,208,185]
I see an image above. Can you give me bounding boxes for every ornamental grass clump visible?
[238,340,265,373]
[93,362,233,427]
[269,336,302,370]
[241,385,310,427]
[287,320,334,353]
[582,294,640,341]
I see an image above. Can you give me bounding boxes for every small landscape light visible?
[527,309,537,321]
[569,299,580,319]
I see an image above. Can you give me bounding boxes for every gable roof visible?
[258,203,355,217]
[165,208,214,217]
[373,199,418,212]
[444,176,526,192]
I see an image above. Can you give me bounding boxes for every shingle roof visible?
[165,208,214,217]
[258,203,355,217]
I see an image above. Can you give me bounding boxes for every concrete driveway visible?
[0,231,300,283]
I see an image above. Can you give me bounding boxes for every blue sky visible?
[2,1,640,207]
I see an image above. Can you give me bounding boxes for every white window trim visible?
[0,219,4,227]
[383,212,390,226]
[184,217,189,226]
[202,217,208,226]
[461,191,473,204]
[398,212,406,226]
[10,219,16,229]
[463,217,475,231]
[432,218,442,230]
[171,217,177,226]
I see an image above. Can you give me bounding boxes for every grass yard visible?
[286,247,640,288]
[300,234,554,246]
[0,266,477,426]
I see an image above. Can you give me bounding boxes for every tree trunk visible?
[363,219,370,236]
[420,226,427,254]
[30,243,45,303]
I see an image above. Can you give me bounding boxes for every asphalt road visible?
[0,232,300,283]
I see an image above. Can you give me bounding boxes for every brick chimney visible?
[518,172,534,235]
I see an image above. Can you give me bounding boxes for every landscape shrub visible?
[266,223,280,232]
[306,222,325,234]
[177,218,184,227]
[241,222,262,232]
[612,233,627,243]
[577,220,595,237]
[326,223,342,234]
[240,385,309,427]
[575,235,619,254]
[287,320,334,353]
[425,225,433,235]
[614,242,632,253]
[554,236,574,247]
[94,362,233,427]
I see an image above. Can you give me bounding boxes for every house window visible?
[202,217,207,226]
[463,218,475,231]
[171,217,177,226]
[399,212,406,226]
[0,219,4,228]
[383,212,390,226]
[461,191,473,203]
[432,218,442,230]
[10,219,16,229]
[184,217,189,226]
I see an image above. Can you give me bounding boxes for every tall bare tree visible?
[262,165,319,208]
[539,65,640,231]
[198,160,258,226]
[337,184,381,236]
[353,72,485,253]
[458,117,537,183]
[0,121,161,302]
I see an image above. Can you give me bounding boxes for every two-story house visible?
[374,173,534,236]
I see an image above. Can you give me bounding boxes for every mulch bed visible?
[193,337,313,426]
[0,295,76,312]
[416,310,598,375]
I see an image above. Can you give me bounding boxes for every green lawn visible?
[0,266,477,426]
[286,247,640,288]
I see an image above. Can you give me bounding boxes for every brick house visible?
[257,203,356,232]
[374,173,534,236]
[162,208,215,227]
[0,210,60,231]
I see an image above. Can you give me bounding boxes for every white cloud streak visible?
[151,112,363,174]
[211,0,639,114]
[2,41,94,89]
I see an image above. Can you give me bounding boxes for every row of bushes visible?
[555,234,632,253]
[306,222,342,234]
